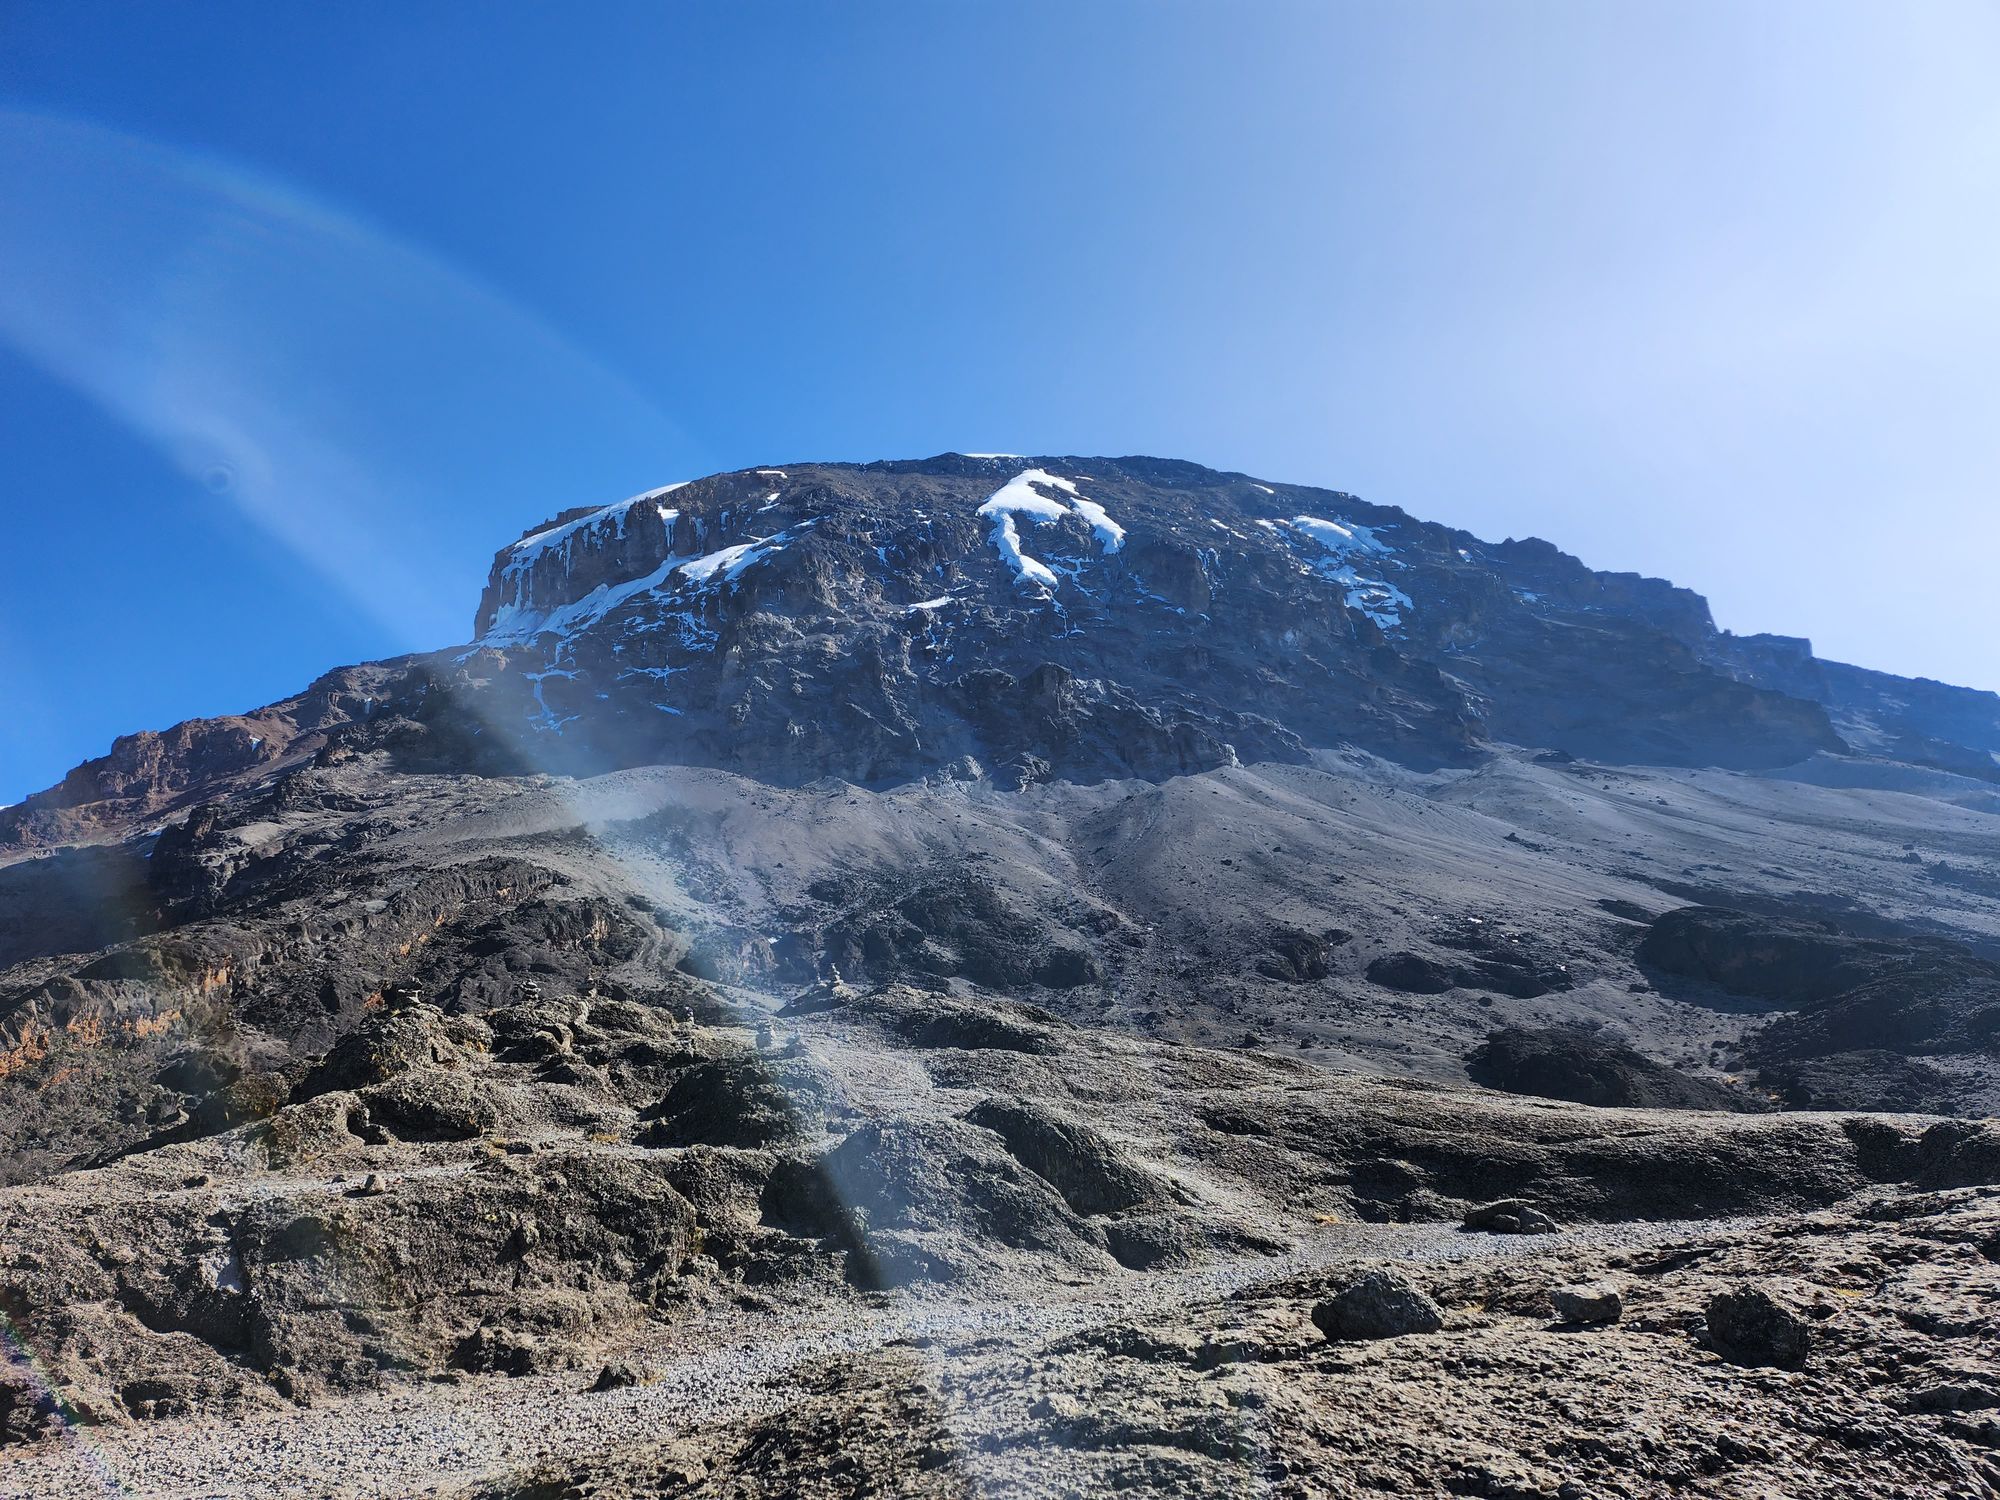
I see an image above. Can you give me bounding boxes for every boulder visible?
[295,1003,472,1099]
[591,1360,643,1392]
[1463,1199,1560,1235]
[815,1117,1113,1282]
[641,1055,815,1150]
[1705,1286,1811,1369]
[1551,1282,1622,1325]
[1312,1269,1444,1340]
[357,1070,499,1142]
[454,1326,556,1378]
[966,1098,1165,1217]
[1468,1025,1747,1112]
[0,1375,61,1448]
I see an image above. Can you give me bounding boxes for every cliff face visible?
[439,452,1850,789]
[457,453,2000,785]
[8,454,1998,854]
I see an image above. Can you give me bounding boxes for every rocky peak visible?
[8,453,1999,854]
[437,454,1851,788]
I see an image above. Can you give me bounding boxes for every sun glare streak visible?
[0,108,700,656]
[1,1312,128,1496]
[0,111,1044,1493]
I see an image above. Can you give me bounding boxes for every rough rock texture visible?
[1311,1268,1445,1339]
[13,454,2000,864]
[1551,1281,1623,1325]
[1640,904,2000,1111]
[410,1188,2000,1500]
[1467,1024,1749,1111]
[1465,1200,1562,1235]
[1704,1285,1815,1370]
[3,455,2000,1497]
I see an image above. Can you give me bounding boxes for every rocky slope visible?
[2,454,1999,1496]
[10,455,1999,853]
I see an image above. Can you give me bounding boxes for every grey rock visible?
[6,453,2000,1491]
[1469,1025,1747,1112]
[1366,952,1456,994]
[1551,1282,1622,1325]
[966,1098,1168,1217]
[591,1360,643,1392]
[1464,1200,1561,1235]
[1706,1285,1812,1369]
[1312,1269,1445,1340]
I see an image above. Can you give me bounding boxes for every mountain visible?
[1,455,1997,1496]
[12,454,2000,851]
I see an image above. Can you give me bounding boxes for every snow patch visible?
[676,532,788,585]
[1286,515,1390,557]
[481,519,804,645]
[508,483,688,564]
[987,512,1060,590]
[1268,514,1411,631]
[491,484,691,626]
[483,557,679,645]
[1068,496,1126,553]
[978,469,1077,522]
[976,469,1126,590]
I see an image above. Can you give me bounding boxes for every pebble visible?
[0,1216,1747,1500]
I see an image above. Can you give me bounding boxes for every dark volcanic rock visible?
[1551,1282,1622,1325]
[0,1374,61,1448]
[1366,952,1456,994]
[1757,1049,1959,1114]
[16,454,2000,858]
[1255,927,1347,983]
[8,453,2000,1492]
[1913,1119,2000,1189]
[295,1004,477,1100]
[1312,1269,1444,1340]
[1463,1200,1560,1235]
[1705,1285,1812,1369]
[965,1098,1166,1217]
[815,1117,1111,1283]
[641,1055,823,1149]
[0,666,394,853]
[1467,1025,1747,1111]
[812,869,1103,991]
[1639,904,2000,1112]
[590,1360,643,1392]
[822,988,1062,1056]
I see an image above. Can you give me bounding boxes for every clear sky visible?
[2,1,1997,804]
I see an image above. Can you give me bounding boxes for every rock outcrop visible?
[16,453,2000,857]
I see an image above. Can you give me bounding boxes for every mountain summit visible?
[10,454,1997,853]
[456,452,1990,783]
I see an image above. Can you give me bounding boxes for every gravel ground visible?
[0,1216,1747,1500]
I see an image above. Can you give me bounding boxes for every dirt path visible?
[0,1216,1743,1500]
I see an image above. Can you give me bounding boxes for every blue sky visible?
[2,1,1997,804]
